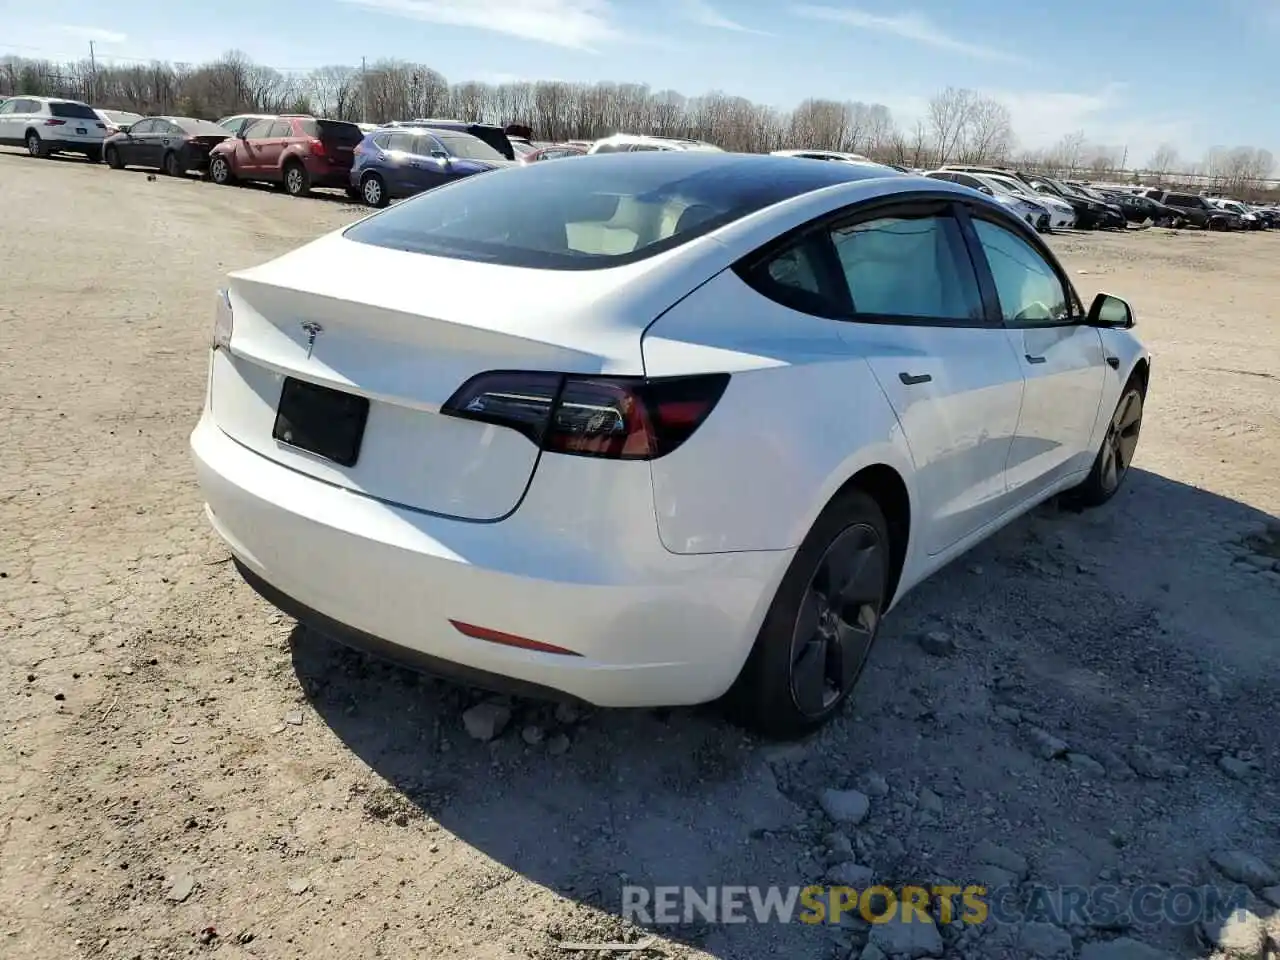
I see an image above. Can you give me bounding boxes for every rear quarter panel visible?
[641,268,916,556]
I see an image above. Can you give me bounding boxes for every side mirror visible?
[118,124,132,135]
[431,151,449,161]
[1087,292,1135,329]
[980,186,993,195]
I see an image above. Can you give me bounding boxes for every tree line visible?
[2,50,1275,195]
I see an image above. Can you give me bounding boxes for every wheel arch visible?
[1129,356,1150,396]
[829,463,912,607]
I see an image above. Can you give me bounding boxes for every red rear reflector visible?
[309,138,326,156]
[449,620,581,657]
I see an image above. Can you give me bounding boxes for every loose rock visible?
[1128,745,1188,779]
[1067,753,1107,777]
[860,945,887,960]
[462,702,511,742]
[1078,938,1176,960]
[992,705,1022,724]
[521,725,545,746]
[819,788,871,826]
[166,871,195,903]
[283,711,303,726]
[287,878,310,896]
[860,770,890,798]
[1017,921,1073,958]
[1218,756,1256,779]
[1258,886,1280,908]
[1199,906,1267,956]
[917,630,957,657]
[972,840,1029,880]
[867,912,943,959]
[1209,850,1279,889]
[827,862,875,887]
[547,733,571,756]
[918,788,943,815]
[1026,727,1069,760]
[554,702,580,725]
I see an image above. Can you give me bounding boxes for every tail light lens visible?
[309,138,326,157]
[44,118,67,126]
[212,288,234,351]
[442,371,730,460]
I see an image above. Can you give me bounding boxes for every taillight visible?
[441,371,729,460]
[309,138,326,157]
[212,288,234,351]
[44,118,66,126]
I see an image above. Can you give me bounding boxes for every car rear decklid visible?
[208,233,655,521]
[303,119,363,170]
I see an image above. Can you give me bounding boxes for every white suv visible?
[0,96,107,160]
[587,133,722,154]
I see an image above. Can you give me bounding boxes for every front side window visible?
[243,119,274,139]
[830,214,984,322]
[130,119,156,135]
[267,121,292,138]
[972,218,1070,325]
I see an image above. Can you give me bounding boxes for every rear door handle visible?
[899,372,932,385]
[1025,354,1047,364]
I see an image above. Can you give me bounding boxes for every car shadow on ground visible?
[290,467,1280,958]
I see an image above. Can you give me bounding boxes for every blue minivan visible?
[349,126,515,208]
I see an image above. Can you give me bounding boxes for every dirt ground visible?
[1,152,1278,960]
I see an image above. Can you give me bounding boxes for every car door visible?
[827,200,1027,556]
[0,98,19,144]
[966,210,1105,499]
[120,118,153,164]
[138,119,167,166]
[378,131,416,196]
[236,118,273,176]
[154,119,181,164]
[409,133,454,193]
[258,120,292,181]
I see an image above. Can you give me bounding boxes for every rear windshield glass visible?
[344,152,891,270]
[175,118,231,136]
[439,133,506,162]
[301,119,363,144]
[51,101,99,120]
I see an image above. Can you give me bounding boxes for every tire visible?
[162,150,182,177]
[105,146,124,169]
[724,488,892,739]
[1067,378,1145,508]
[209,155,234,185]
[283,161,310,197]
[360,172,388,208]
[26,131,48,158]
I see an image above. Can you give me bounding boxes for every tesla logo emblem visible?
[300,321,323,359]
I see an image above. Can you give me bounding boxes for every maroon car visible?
[207,115,364,197]
[519,143,587,164]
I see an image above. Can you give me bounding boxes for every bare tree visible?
[1147,143,1178,179]
[927,87,976,164]
[1047,130,1086,174]
[962,96,1013,164]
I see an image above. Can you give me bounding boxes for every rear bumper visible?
[40,137,104,153]
[190,412,786,707]
[306,164,355,189]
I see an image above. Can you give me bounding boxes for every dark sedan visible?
[103,116,229,176]
[350,127,514,207]
[1110,193,1184,227]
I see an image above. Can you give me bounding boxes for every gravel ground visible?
[2,152,1278,960]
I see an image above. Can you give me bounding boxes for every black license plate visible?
[272,378,369,467]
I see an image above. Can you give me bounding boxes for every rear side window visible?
[592,142,626,154]
[301,119,363,145]
[50,101,99,120]
[345,154,838,270]
[386,133,415,152]
[831,214,984,322]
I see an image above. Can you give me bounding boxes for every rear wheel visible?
[162,150,182,177]
[26,131,48,158]
[105,145,124,169]
[209,155,234,185]
[360,172,388,208]
[283,161,310,197]
[724,489,891,739]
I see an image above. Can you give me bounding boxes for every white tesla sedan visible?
[191,152,1149,737]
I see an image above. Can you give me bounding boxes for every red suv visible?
[208,115,364,197]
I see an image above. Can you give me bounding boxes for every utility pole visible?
[88,40,97,103]
[361,56,368,123]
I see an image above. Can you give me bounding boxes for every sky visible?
[3,0,1278,165]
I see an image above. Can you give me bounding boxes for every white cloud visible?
[338,0,619,50]
[57,25,127,44]
[679,0,770,34]
[794,5,1025,64]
